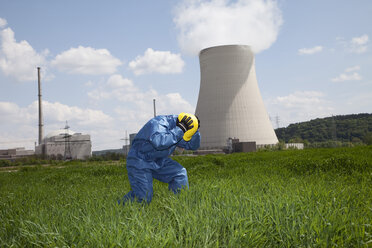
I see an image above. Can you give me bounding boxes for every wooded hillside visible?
[275,113,372,145]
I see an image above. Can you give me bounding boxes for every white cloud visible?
[157,93,194,115]
[351,34,368,45]
[173,0,283,55]
[0,27,49,81]
[42,101,114,126]
[0,100,113,127]
[113,92,194,133]
[266,90,372,128]
[298,46,323,55]
[0,17,7,28]
[0,101,27,123]
[84,80,94,87]
[107,74,133,88]
[88,75,194,112]
[0,100,115,150]
[88,74,194,133]
[350,34,368,54]
[331,72,362,82]
[345,65,360,72]
[129,48,185,75]
[275,91,325,108]
[87,74,137,101]
[345,92,372,113]
[332,66,362,82]
[87,89,111,101]
[266,91,333,127]
[51,46,122,75]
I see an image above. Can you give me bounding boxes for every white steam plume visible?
[173,0,283,55]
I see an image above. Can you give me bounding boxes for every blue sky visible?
[0,0,371,150]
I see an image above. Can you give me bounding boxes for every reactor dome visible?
[35,128,92,160]
[44,129,76,140]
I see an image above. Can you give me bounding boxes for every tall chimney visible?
[37,67,43,145]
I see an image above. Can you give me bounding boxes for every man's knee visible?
[169,168,189,193]
[179,167,188,179]
[126,165,154,203]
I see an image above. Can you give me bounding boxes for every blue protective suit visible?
[119,115,200,204]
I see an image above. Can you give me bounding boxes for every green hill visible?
[275,113,372,145]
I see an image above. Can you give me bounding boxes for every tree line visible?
[275,113,372,146]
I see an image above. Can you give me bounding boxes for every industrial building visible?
[195,45,278,150]
[35,129,92,160]
[34,68,91,160]
[122,133,137,156]
[0,147,34,160]
[285,143,304,150]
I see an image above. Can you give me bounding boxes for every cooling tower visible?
[195,45,278,149]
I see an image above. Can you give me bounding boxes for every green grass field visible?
[0,146,371,247]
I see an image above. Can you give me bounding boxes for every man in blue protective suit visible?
[119,112,200,204]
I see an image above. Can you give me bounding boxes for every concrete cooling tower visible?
[195,45,278,149]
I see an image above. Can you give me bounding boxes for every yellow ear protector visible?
[178,112,199,141]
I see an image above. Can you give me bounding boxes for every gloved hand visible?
[196,115,200,129]
[176,114,194,133]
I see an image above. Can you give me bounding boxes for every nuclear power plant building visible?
[35,129,92,160]
[195,45,278,149]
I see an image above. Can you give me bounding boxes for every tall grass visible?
[0,146,371,247]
